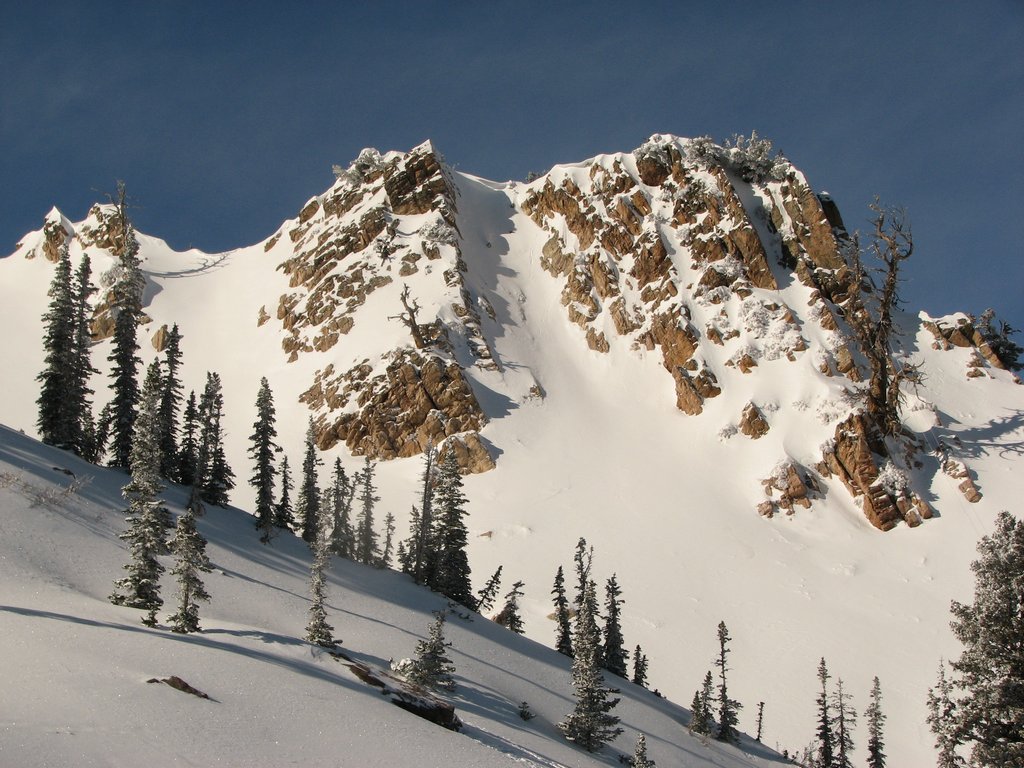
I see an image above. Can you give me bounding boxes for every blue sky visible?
[2,1,1021,333]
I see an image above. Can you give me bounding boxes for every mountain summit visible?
[3,134,1022,765]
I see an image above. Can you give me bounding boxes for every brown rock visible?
[739,403,770,439]
[151,324,170,352]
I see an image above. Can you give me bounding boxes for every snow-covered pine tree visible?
[832,677,857,768]
[494,580,526,634]
[167,490,212,633]
[572,537,594,609]
[177,391,199,487]
[474,565,503,613]
[714,621,741,743]
[36,243,76,450]
[431,450,472,606]
[274,454,295,531]
[328,458,354,558]
[354,457,380,565]
[865,676,886,768]
[378,512,395,569]
[602,574,628,677]
[406,611,456,691]
[690,670,715,736]
[105,187,144,469]
[941,509,1024,767]
[558,579,623,752]
[632,645,648,688]
[197,372,234,506]
[814,658,836,768]
[408,445,436,585]
[297,418,322,544]
[927,661,967,768]
[69,254,98,458]
[399,505,419,574]
[157,324,183,479]
[755,701,765,742]
[632,733,655,768]
[304,509,336,648]
[552,565,573,657]
[109,363,168,626]
[248,377,280,543]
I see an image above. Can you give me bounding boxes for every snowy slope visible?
[2,137,1022,766]
[0,425,783,767]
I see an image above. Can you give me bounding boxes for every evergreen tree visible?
[602,574,628,677]
[106,188,144,468]
[197,372,233,506]
[177,391,199,486]
[354,457,380,565]
[167,492,212,633]
[406,611,456,691]
[408,446,436,584]
[865,676,887,768]
[157,324,183,479]
[755,701,765,742]
[558,579,623,752]
[494,580,526,634]
[297,418,322,544]
[832,677,857,768]
[632,733,655,768]
[474,565,503,613]
[690,670,715,736]
[632,645,648,688]
[927,661,967,768]
[109,366,167,626]
[938,510,1024,767]
[714,621,741,744]
[431,451,472,606]
[814,658,836,768]
[305,510,335,648]
[573,537,594,608]
[552,565,574,657]
[328,458,354,558]
[274,454,295,531]
[68,254,97,457]
[36,244,76,449]
[248,377,280,543]
[378,512,395,569]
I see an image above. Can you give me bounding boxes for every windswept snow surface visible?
[2,153,1023,765]
[0,426,782,767]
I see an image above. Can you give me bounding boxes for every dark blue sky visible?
[3,1,1022,333]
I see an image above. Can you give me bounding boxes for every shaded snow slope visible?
[0,425,782,767]
[2,138,1022,765]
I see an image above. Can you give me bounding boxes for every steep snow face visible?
[0,424,783,768]
[2,137,1022,766]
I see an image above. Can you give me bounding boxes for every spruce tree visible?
[814,658,835,768]
[106,188,144,468]
[157,324,183,479]
[197,372,233,506]
[573,537,594,608]
[274,454,295,531]
[305,510,336,648]
[36,244,76,449]
[378,512,395,569]
[602,574,628,677]
[177,391,199,486]
[632,733,655,768]
[714,621,741,743]
[552,565,574,657]
[248,377,280,543]
[167,491,212,633]
[632,645,648,688]
[354,457,380,565]
[297,418,322,544]
[494,580,526,634]
[927,661,967,768]
[755,701,765,742]
[409,445,436,584]
[431,451,472,606]
[558,579,622,752]
[69,254,97,457]
[865,676,887,768]
[832,677,857,768]
[690,670,715,736]
[938,510,1024,767]
[110,366,168,626]
[328,458,354,558]
[474,565,503,613]
[406,611,456,691]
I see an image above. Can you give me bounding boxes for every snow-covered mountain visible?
[2,135,1022,766]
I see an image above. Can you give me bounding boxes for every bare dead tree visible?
[389,285,426,349]
[845,199,919,437]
